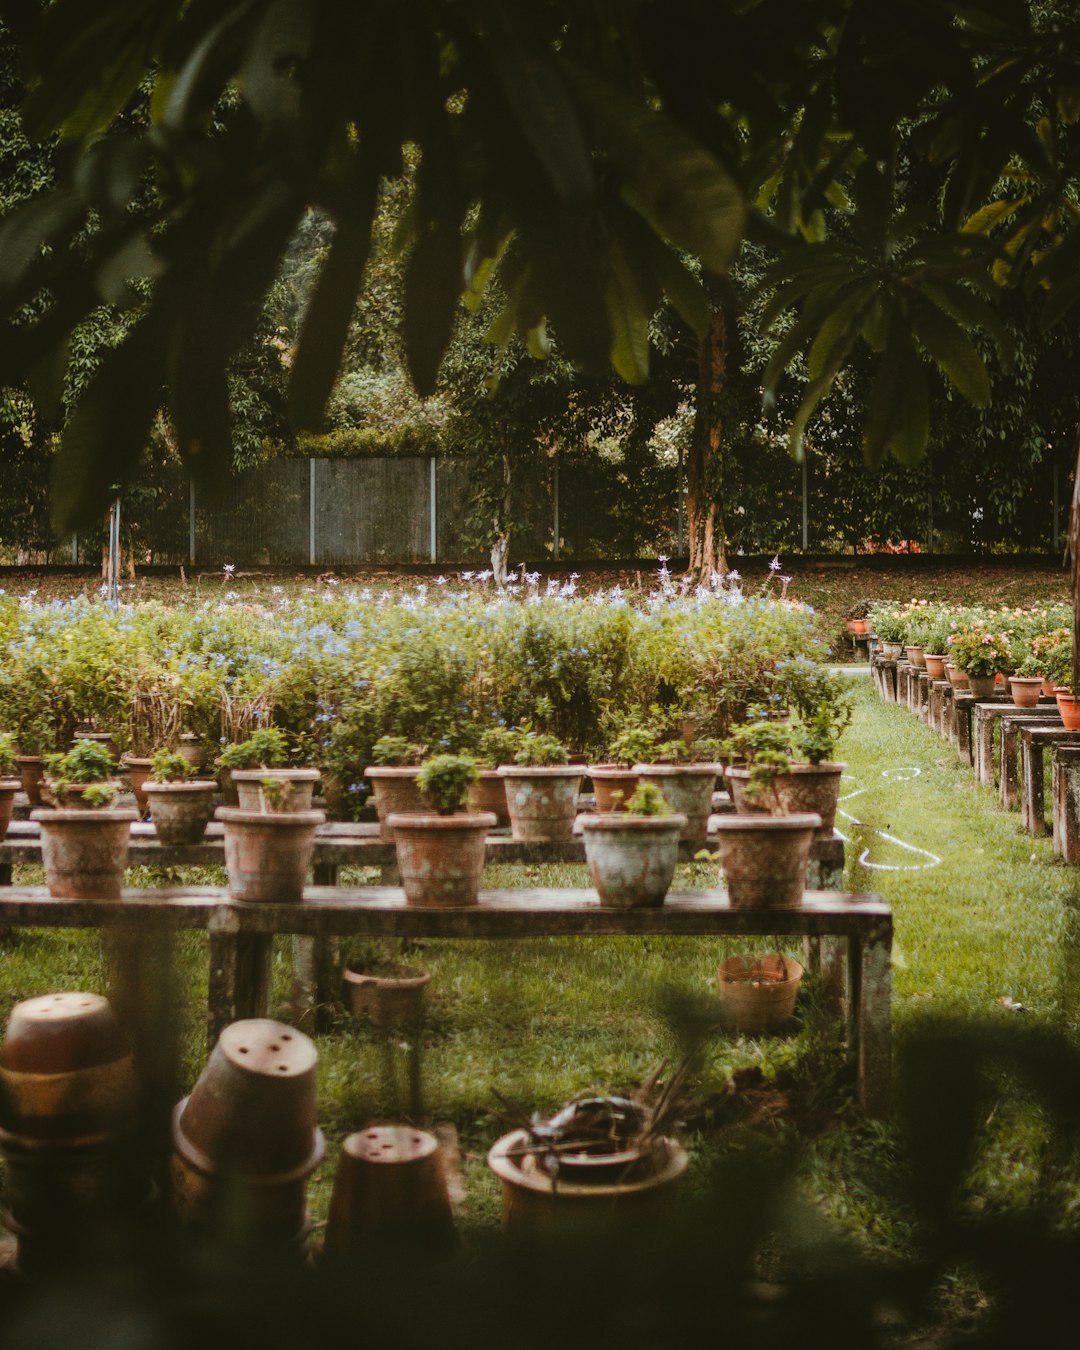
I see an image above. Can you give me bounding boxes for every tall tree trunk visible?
[1070,419,1080,692]
[687,308,728,581]
[490,445,512,585]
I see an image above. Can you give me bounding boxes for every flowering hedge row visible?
[0,572,820,815]
[868,600,1072,682]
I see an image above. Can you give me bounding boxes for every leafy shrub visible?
[623,782,671,816]
[513,732,569,766]
[417,754,479,814]
[149,750,196,782]
[371,735,425,766]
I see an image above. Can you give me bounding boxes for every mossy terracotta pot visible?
[15,755,45,807]
[726,762,844,841]
[122,756,154,814]
[0,776,20,836]
[966,673,999,699]
[324,1127,456,1259]
[881,642,904,661]
[364,766,425,841]
[466,769,510,828]
[143,779,218,845]
[587,765,640,814]
[631,763,720,845]
[712,812,820,908]
[231,767,320,812]
[904,645,926,669]
[497,766,584,842]
[716,953,804,1034]
[579,812,687,907]
[387,811,496,906]
[343,962,431,1028]
[217,806,325,902]
[177,734,203,770]
[31,807,137,900]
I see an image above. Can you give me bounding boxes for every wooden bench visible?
[972,701,1052,788]
[0,884,892,1118]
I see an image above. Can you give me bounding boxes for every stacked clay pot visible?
[171,1019,324,1253]
[0,992,148,1276]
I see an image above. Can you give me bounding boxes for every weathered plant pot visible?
[177,734,203,770]
[71,731,118,761]
[579,813,687,907]
[31,807,137,900]
[143,779,218,845]
[466,769,511,828]
[365,766,425,841]
[487,1130,687,1236]
[923,654,947,679]
[1041,678,1057,698]
[343,962,431,1028]
[324,1127,455,1259]
[1055,690,1080,730]
[1008,676,1043,708]
[711,812,820,908]
[726,762,844,841]
[945,662,969,690]
[966,673,999,699]
[46,778,124,808]
[15,755,45,806]
[387,812,496,907]
[587,765,640,814]
[319,774,347,819]
[0,776,20,836]
[904,645,926,669]
[631,763,720,845]
[217,806,325,903]
[846,618,869,635]
[232,767,320,812]
[216,762,239,806]
[881,642,904,661]
[122,756,154,814]
[716,953,804,1033]
[497,766,584,842]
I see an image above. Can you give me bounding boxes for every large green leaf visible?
[887,338,931,467]
[404,218,464,397]
[921,280,1015,367]
[606,244,650,384]
[806,287,874,383]
[909,298,991,406]
[166,281,232,492]
[0,190,84,290]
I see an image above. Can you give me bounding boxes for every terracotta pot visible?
[365,766,425,841]
[497,766,584,842]
[31,808,137,900]
[173,1019,323,1180]
[217,806,325,902]
[387,812,496,907]
[587,765,639,813]
[467,769,511,828]
[726,763,844,841]
[324,1127,455,1259]
[579,813,687,907]
[711,812,820,908]
[122,755,154,814]
[945,663,969,690]
[631,763,720,845]
[923,654,947,679]
[881,642,904,661]
[217,762,239,806]
[1009,676,1043,708]
[904,645,926,669]
[71,731,118,761]
[487,1130,687,1235]
[966,673,999,699]
[232,767,320,812]
[716,953,804,1033]
[1042,678,1057,698]
[46,778,123,808]
[319,774,347,819]
[846,618,869,635]
[177,734,203,770]
[1,1130,148,1228]
[15,755,45,806]
[1055,691,1080,730]
[0,776,20,836]
[343,962,431,1028]
[143,779,218,844]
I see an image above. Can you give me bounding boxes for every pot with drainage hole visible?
[171,1019,324,1250]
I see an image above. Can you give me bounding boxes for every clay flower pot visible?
[712,812,820,908]
[31,807,138,900]
[0,776,20,836]
[1009,676,1043,708]
[904,644,926,669]
[343,962,431,1028]
[15,755,45,806]
[143,779,218,845]
[846,618,869,635]
[923,654,947,679]
[966,673,999,699]
[231,767,320,812]
[387,811,496,906]
[579,813,688,907]
[364,766,425,841]
[716,953,804,1033]
[881,642,904,661]
[587,765,640,813]
[631,763,720,845]
[726,762,844,841]
[466,769,510,828]
[1041,678,1057,698]
[177,734,203,770]
[1055,690,1080,730]
[122,755,154,815]
[324,1127,456,1259]
[497,765,584,842]
[945,663,969,690]
[217,806,325,902]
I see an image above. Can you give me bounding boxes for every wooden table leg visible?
[851,918,892,1119]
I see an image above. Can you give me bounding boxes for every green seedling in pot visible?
[417,754,479,814]
[149,749,196,782]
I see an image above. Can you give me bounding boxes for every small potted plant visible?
[223,727,320,812]
[31,746,137,899]
[216,770,326,903]
[387,753,495,907]
[364,736,428,841]
[845,600,872,636]
[466,726,520,828]
[915,615,953,680]
[868,606,907,662]
[579,782,687,907]
[141,749,218,845]
[0,732,22,837]
[1008,649,1047,708]
[632,734,723,846]
[497,732,583,842]
[588,725,655,813]
[947,622,1012,699]
[716,952,804,1033]
[1032,627,1071,699]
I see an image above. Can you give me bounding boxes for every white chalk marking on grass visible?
[834,765,942,872]
[881,766,921,781]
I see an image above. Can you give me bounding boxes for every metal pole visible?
[552,462,560,560]
[188,480,196,566]
[309,458,317,566]
[1053,456,1060,553]
[675,445,684,556]
[801,452,808,551]
[107,499,120,611]
[429,456,437,562]
[70,534,77,564]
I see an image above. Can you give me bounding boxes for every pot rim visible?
[30,807,138,824]
[142,779,218,793]
[586,763,638,776]
[726,762,845,778]
[712,812,821,833]
[496,765,585,778]
[385,811,496,830]
[215,807,326,826]
[343,961,431,988]
[172,1100,326,1184]
[364,765,423,779]
[578,812,688,832]
[0,777,21,790]
[631,762,721,776]
[230,767,320,783]
[487,1128,687,1198]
